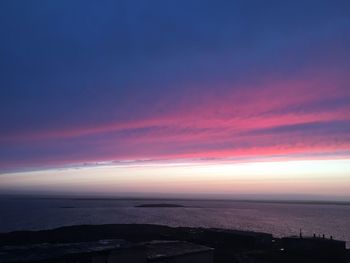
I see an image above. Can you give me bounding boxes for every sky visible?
[0,0,350,199]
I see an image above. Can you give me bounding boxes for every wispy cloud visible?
[0,0,350,172]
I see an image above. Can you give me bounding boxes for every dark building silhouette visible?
[281,235,346,262]
[0,239,214,263]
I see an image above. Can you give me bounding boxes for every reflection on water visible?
[1,198,349,247]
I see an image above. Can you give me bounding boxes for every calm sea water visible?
[0,198,349,247]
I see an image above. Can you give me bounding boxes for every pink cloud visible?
[1,71,349,171]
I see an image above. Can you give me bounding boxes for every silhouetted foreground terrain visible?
[0,224,348,263]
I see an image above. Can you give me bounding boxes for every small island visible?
[135,203,185,208]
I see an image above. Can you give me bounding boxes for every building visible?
[0,239,146,263]
[281,235,346,262]
[192,228,273,249]
[0,239,214,263]
[145,240,214,263]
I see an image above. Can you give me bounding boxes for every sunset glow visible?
[1,159,350,200]
[1,0,350,200]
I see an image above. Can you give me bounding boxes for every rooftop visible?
[0,239,132,263]
[0,239,214,263]
[145,240,214,260]
[208,228,273,238]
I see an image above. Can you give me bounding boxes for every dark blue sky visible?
[1,0,350,172]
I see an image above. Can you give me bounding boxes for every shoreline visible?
[0,223,347,248]
[0,224,348,263]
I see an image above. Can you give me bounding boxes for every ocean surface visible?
[1,198,349,247]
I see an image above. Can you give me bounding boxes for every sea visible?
[0,198,349,247]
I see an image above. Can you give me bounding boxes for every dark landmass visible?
[234,199,350,206]
[0,224,348,263]
[135,203,186,208]
[37,197,350,206]
[2,194,350,206]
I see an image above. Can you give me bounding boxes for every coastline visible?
[0,224,348,263]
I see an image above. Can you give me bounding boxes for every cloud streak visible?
[0,0,350,172]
